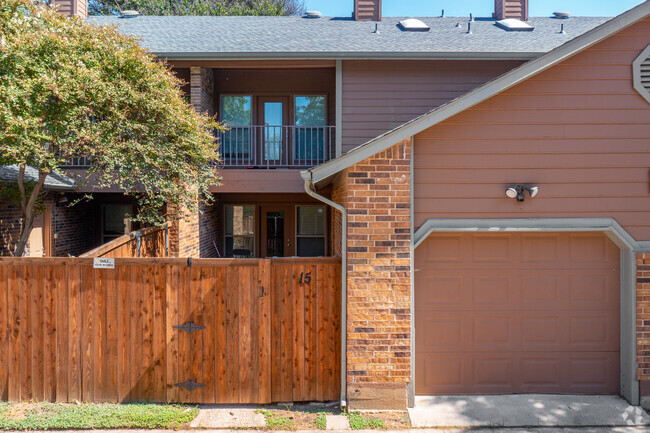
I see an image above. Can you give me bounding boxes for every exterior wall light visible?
[505,185,539,202]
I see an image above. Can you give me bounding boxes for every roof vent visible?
[495,18,534,32]
[632,45,650,104]
[553,11,571,19]
[304,10,322,19]
[119,10,140,18]
[398,18,430,32]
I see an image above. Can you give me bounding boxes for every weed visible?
[346,411,385,430]
[0,402,198,430]
[313,413,327,430]
[255,408,296,430]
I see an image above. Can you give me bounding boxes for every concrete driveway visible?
[408,395,650,428]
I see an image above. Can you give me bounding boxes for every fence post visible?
[258,259,272,403]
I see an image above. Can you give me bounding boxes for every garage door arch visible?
[413,218,638,405]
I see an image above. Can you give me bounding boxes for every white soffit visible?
[496,18,534,31]
[398,19,431,32]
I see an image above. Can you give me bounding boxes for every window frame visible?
[223,204,256,258]
[295,205,328,257]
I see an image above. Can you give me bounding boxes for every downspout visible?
[301,170,347,410]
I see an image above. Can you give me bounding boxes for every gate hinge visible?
[174,380,206,391]
[174,322,206,333]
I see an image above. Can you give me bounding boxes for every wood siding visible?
[341,60,525,153]
[414,18,650,240]
[0,257,341,403]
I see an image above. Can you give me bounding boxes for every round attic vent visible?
[553,11,571,19]
[305,10,322,19]
[119,10,140,18]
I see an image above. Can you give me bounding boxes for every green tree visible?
[88,0,305,16]
[0,0,222,256]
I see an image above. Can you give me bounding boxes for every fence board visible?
[0,265,8,401]
[0,257,340,403]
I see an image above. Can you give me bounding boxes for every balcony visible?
[217,125,335,169]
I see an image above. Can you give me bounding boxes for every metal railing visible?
[217,125,335,169]
[59,156,93,168]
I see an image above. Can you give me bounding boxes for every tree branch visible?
[17,163,27,216]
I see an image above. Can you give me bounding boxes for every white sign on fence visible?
[93,257,115,269]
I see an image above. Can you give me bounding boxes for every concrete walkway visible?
[189,406,266,428]
[408,395,650,428]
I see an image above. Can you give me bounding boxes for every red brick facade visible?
[637,253,650,385]
[331,138,412,409]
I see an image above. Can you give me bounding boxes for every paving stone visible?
[326,414,350,430]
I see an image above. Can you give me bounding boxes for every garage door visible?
[415,232,620,395]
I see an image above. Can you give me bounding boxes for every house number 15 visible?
[299,272,312,284]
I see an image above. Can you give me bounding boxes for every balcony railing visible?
[217,125,335,169]
[59,156,93,168]
[58,125,335,170]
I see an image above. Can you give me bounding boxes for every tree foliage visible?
[88,0,306,16]
[0,0,221,256]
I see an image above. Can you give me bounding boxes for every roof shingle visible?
[87,15,610,59]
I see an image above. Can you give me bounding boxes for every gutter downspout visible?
[301,170,347,410]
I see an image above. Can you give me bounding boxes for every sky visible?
[302,0,647,18]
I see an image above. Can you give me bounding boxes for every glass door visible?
[257,97,289,166]
[101,204,132,244]
[261,206,295,257]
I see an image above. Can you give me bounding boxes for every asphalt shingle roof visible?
[0,166,77,191]
[87,15,611,58]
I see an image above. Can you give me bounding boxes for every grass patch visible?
[0,401,198,430]
[346,411,385,430]
[313,413,327,430]
[255,409,296,430]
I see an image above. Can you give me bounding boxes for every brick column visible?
[190,67,215,115]
[169,67,216,258]
[333,138,412,410]
[637,253,650,403]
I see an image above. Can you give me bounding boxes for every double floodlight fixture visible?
[505,185,539,202]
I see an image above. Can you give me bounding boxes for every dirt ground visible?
[260,403,411,430]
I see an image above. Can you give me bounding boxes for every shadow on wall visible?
[0,200,21,256]
[408,395,650,428]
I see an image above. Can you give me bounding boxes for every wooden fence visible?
[0,257,341,403]
[79,226,167,258]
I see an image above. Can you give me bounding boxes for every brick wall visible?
[190,67,215,115]
[169,207,200,258]
[0,200,23,256]
[53,194,97,257]
[199,200,219,258]
[637,253,650,394]
[331,138,412,409]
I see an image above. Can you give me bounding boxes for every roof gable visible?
[306,1,650,186]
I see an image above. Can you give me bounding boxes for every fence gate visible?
[170,259,272,404]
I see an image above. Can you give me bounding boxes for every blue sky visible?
[303,0,646,18]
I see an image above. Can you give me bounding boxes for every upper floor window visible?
[221,95,252,126]
[295,96,326,161]
[221,96,252,161]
